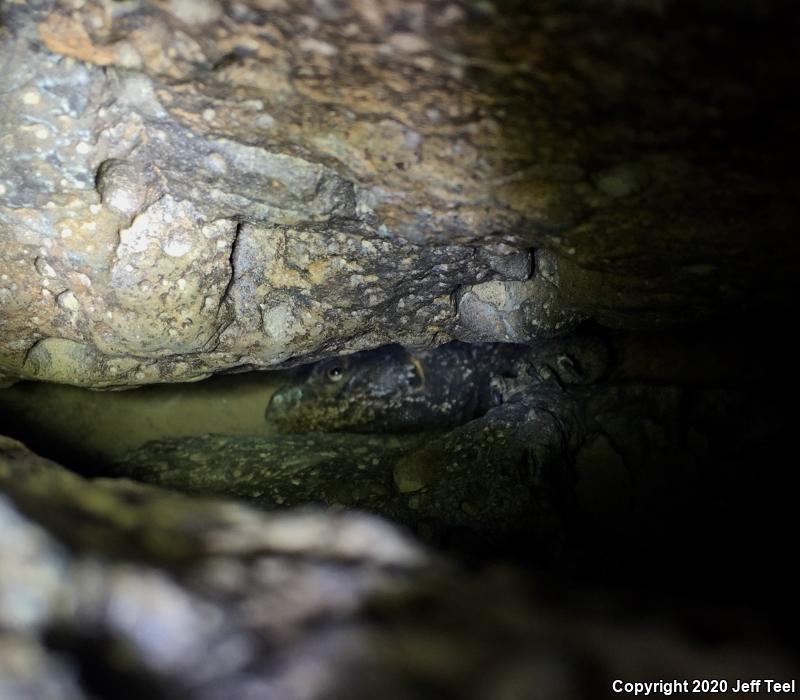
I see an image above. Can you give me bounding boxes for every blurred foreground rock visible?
[2,436,796,700]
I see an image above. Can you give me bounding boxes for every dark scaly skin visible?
[266,343,498,434]
[266,335,609,434]
[110,335,609,555]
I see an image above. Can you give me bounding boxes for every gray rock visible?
[2,437,796,700]
[2,0,797,386]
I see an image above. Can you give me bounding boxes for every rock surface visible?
[2,436,796,700]
[2,0,798,387]
[110,390,580,556]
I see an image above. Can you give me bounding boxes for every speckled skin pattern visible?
[266,336,609,433]
[267,342,500,433]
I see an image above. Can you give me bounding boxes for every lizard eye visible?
[326,365,345,382]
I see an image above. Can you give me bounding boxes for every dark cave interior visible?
[2,0,799,697]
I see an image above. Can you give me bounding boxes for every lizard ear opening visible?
[405,355,426,390]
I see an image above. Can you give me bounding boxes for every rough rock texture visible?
[109,390,579,556]
[2,0,798,387]
[2,437,796,700]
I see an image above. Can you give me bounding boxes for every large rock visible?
[2,1,797,387]
[2,436,796,700]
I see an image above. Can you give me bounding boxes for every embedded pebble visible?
[56,290,80,312]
